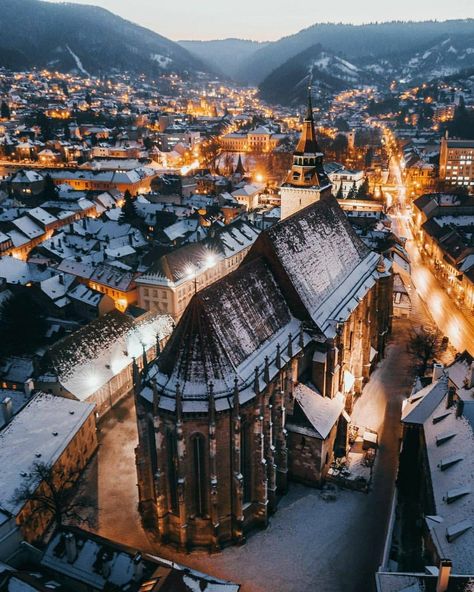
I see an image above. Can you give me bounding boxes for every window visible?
[148,419,157,475]
[166,430,178,513]
[241,421,252,504]
[192,434,207,517]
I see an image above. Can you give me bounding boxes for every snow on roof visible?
[152,257,302,407]
[68,283,103,307]
[250,196,388,337]
[294,384,344,439]
[47,311,173,401]
[11,216,44,240]
[27,207,57,227]
[41,528,240,591]
[40,273,75,301]
[0,393,95,516]
[401,375,449,425]
[0,389,31,429]
[420,390,474,573]
[0,258,53,285]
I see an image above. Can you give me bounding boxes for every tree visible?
[335,184,344,199]
[120,190,138,224]
[1,100,11,120]
[12,461,95,532]
[42,173,59,200]
[332,134,349,161]
[347,181,357,199]
[0,291,47,356]
[407,327,442,376]
[356,178,370,199]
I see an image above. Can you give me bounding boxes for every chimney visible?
[436,559,452,592]
[2,397,13,425]
[24,378,34,396]
[64,532,77,563]
[132,553,144,582]
[433,363,444,383]
[58,273,64,286]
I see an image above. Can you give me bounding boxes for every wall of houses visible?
[15,410,97,545]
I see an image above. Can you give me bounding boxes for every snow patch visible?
[150,54,172,68]
[66,45,90,77]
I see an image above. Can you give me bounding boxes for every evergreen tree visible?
[335,184,344,199]
[42,173,59,200]
[356,178,370,199]
[63,124,71,141]
[1,100,10,120]
[347,181,357,199]
[0,292,46,356]
[120,190,138,224]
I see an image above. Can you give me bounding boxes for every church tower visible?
[280,87,332,219]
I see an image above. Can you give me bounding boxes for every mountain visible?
[259,44,381,106]
[0,0,206,76]
[238,20,474,84]
[179,38,267,79]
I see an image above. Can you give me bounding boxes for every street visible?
[393,212,474,353]
[384,127,474,354]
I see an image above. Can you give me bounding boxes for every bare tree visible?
[12,461,95,532]
[407,327,442,376]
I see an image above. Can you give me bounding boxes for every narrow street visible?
[384,126,473,354]
[393,212,474,353]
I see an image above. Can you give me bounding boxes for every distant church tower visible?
[280,87,332,219]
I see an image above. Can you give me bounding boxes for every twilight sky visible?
[47,0,474,41]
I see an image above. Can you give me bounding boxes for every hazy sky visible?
[47,0,474,41]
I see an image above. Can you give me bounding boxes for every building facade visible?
[439,136,474,191]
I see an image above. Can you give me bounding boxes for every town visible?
[0,4,474,592]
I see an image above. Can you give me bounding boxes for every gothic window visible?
[241,421,252,504]
[192,434,207,517]
[166,430,178,513]
[147,418,157,476]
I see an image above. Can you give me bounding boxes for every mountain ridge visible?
[0,0,207,76]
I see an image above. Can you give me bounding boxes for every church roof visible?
[247,196,387,337]
[143,197,389,411]
[149,257,301,409]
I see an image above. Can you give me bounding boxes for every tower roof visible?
[294,85,321,156]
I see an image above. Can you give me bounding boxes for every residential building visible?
[136,220,260,320]
[37,310,173,418]
[439,136,474,191]
[0,393,97,560]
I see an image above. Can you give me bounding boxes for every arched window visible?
[166,430,178,513]
[192,434,207,517]
[147,418,157,476]
[304,158,308,165]
[241,421,252,504]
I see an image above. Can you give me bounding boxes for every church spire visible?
[295,79,320,156]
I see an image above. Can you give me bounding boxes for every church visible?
[133,97,394,551]
[280,91,332,219]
